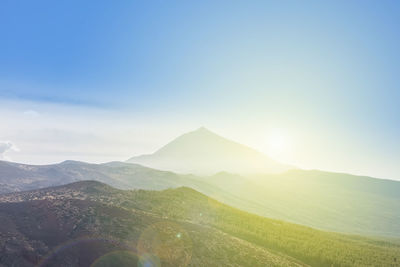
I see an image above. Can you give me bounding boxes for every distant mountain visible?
[1,181,399,267]
[0,160,248,215]
[0,160,205,194]
[127,127,292,175]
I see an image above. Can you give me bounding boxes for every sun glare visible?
[266,130,291,160]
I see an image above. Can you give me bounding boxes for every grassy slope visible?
[116,186,400,267]
[16,181,397,267]
[201,169,400,237]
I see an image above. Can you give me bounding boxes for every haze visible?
[0,1,399,180]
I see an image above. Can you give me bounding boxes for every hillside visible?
[127,127,291,175]
[0,160,213,193]
[2,160,400,238]
[0,181,303,267]
[201,170,400,237]
[0,160,251,219]
[1,181,399,267]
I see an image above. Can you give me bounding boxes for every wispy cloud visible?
[0,141,19,161]
[0,80,112,109]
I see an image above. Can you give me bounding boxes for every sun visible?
[266,130,291,160]
[268,134,286,152]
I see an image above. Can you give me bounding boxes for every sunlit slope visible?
[2,181,399,267]
[127,127,291,175]
[202,169,400,237]
[123,187,400,267]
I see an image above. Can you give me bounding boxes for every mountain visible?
[0,160,251,214]
[0,160,210,194]
[202,169,400,237]
[1,181,399,267]
[2,160,400,238]
[127,127,292,175]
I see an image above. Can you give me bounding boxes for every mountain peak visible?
[195,126,210,132]
[188,126,217,137]
[127,128,292,175]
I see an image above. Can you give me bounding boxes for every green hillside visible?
[2,160,400,238]
[2,181,399,266]
[202,169,400,237]
[116,186,400,267]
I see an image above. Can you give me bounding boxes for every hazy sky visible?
[1,1,399,180]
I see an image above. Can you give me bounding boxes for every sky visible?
[0,0,399,180]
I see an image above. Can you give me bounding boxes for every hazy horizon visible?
[1,1,400,180]
[0,124,398,182]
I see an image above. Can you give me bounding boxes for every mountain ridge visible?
[2,159,400,237]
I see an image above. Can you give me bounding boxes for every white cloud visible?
[0,141,19,161]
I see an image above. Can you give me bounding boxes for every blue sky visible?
[0,1,399,179]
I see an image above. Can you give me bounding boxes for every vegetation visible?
[2,181,399,266]
[0,182,302,267]
[3,159,400,239]
[202,169,400,237]
[120,187,400,267]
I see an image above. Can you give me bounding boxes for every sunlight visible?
[266,130,291,160]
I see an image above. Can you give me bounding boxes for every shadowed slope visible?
[0,181,303,267]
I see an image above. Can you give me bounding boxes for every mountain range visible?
[1,128,400,238]
[1,159,400,238]
[0,160,199,194]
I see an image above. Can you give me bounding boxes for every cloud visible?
[0,141,19,160]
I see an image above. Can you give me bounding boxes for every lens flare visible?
[137,222,192,266]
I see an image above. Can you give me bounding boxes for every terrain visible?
[0,181,303,267]
[127,127,291,175]
[1,159,400,238]
[0,181,399,267]
[0,160,192,194]
[204,169,400,237]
